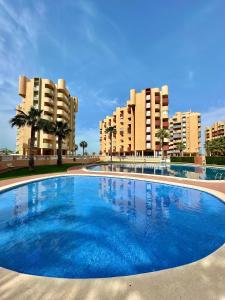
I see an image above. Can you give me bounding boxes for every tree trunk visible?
[161,139,164,159]
[82,146,84,156]
[29,126,36,171]
[57,136,63,166]
[110,133,112,162]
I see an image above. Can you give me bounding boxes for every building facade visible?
[205,121,225,142]
[169,112,201,156]
[16,76,78,155]
[99,85,169,157]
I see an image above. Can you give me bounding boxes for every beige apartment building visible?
[16,76,78,155]
[99,85,169,157]
[169,111,201,156]
[205,121,225,141]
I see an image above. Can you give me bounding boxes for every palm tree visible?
[176,142,186,156]
[105,126,116,162]
[45,121,71,165]
[10,107,48,170]
[205,137,225,156]
[80,141,88,156]
[74,144,78,156]
[155,128,170,159]
[0,148,13,155]
[205,140,213,156]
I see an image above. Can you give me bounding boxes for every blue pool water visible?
[87,163,225,180]
[0,176,225,279]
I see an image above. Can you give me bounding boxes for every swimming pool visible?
[0,175,224,279]
[87,163,225,180]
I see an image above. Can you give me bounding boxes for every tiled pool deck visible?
[0,167,224,300]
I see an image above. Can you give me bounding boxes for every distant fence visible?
[99,155,170,163]
[0,155,100,172]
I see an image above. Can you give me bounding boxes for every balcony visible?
[57,109,69,120]
[146,119,151,125]
[44,97,54,107]
[43,115,53,122]
[43,142,53,149]
[33,85,39,91]
[173,134,181,139]
[45,80,55,89]
[163,121,169,128]
[146,111,151,117]
[45,88,54,97]
[162,145,169,151]
[146,142,151,149]
[162,95,168,106]
[155,120,161,127]
[155,94,160,104]
[43,133,54,140]
[57,92,69,104]
[33,95,39,101]
[57,100,69,112]
[44,106,54,114]
[146,102,151,109]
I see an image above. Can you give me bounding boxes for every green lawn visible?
[0,163,82,181]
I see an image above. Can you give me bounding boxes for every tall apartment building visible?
[99,85,169,156]
[169,112,201,156]
[16,76,78,155]
[205,121,225,142]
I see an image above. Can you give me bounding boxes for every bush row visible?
[170,156,194,163]
[206,156,225,165]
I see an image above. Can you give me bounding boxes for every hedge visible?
[170,156,194,163]
[206,156,225,165]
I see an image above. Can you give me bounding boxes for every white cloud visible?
[188,70,194,81]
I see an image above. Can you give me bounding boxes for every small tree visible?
[10,107,48,170]
[155,128,170,159]
[105,126,116,162]
[80,141,88,156]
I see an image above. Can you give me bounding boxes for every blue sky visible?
[0,0,225,153]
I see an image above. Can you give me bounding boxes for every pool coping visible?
[0,171,225,300]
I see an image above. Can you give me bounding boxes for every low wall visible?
[99,156,169,163]
[0,156,100,172]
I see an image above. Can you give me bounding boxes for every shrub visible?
[206,156,225,165]
[170,156,194,163]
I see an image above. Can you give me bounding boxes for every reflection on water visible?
[0,177,76,227]
[89,163,225,180]
[98,177,202,234]
[0,176,224,278]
